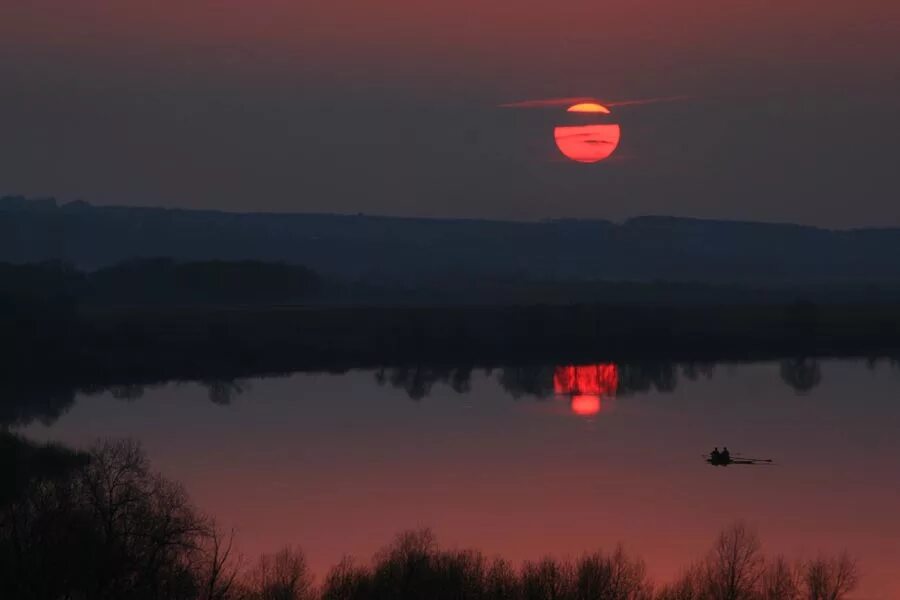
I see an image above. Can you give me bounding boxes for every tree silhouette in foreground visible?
[805,554,859,600]
[245,546,314,600]
[0,436,223,599]
[1,436,863,600]
[655,523,858,600]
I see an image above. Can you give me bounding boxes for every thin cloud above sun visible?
[499,95,690,109]
[605,95,691,107]
[499,97,597,109]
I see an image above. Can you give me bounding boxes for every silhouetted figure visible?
[707,449,775,467]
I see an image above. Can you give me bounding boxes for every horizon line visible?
[1,195,894,232]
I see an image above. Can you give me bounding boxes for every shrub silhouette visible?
[0,438,218,599]
[573,547,652,600]
[804,554,858,600]
[703,523,765,600]
[320,557,372,600]
[245,546,314,600]
[655,525,858,600]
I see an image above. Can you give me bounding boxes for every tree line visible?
[3,258,900,388]
[1,433,860,600]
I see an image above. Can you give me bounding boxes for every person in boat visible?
[721,447,731,462]
[710,447,721,462]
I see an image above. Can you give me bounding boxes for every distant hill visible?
[4,195,900,285]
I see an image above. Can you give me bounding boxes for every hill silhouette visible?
[5,195,900,285]
[3,197,900,387]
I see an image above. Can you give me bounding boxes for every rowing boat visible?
[704,454,774,466]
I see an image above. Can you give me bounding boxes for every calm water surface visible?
[17,360,900,598]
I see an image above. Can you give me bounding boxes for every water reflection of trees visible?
[376,358,847,401]
[616,363,681,395]
[0,383,77,428]
[202,379,252,405]
[496,366,557,399]
[7,358,900,427]
[0,378,251,428]
[378,362,717,401]
[779,358,823,394]
[374,366,474,400]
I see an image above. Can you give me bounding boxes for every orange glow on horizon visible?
[554,124,621,163]
[567,102,611,114]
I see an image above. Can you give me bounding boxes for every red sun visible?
[554,103,621,163]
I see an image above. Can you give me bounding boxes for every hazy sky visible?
[2,1,899,226]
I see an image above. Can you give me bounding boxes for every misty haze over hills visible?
[4,195,900,286]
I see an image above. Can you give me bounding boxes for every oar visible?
[732,456,773,463]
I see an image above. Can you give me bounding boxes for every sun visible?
[554,124,621,163]
[553,103,621,163]
[566,102,611,114]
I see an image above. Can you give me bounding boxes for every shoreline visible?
[4,302,900,386]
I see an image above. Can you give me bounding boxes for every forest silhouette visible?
[3,258,900,392]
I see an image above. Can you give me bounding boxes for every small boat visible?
[704,453,774,467]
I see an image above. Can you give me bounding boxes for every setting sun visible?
[566,102,611,114]
[554,124,621,163]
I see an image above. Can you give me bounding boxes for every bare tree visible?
[0,438,217,599]
[761,556,801,600]
[320,557,371,600]
[435,548,490,597]
[574,545,651,600]
[804,554,858,600]
[246,546,313,600]
[703,523,765,600]
[654,563,704,600]
[370,528,437,593]
[521,557,574,600]
[485,557,520,599]
[201,527,242,600]
[77,439,212,598]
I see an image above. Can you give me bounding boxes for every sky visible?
[1,0,899,227]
